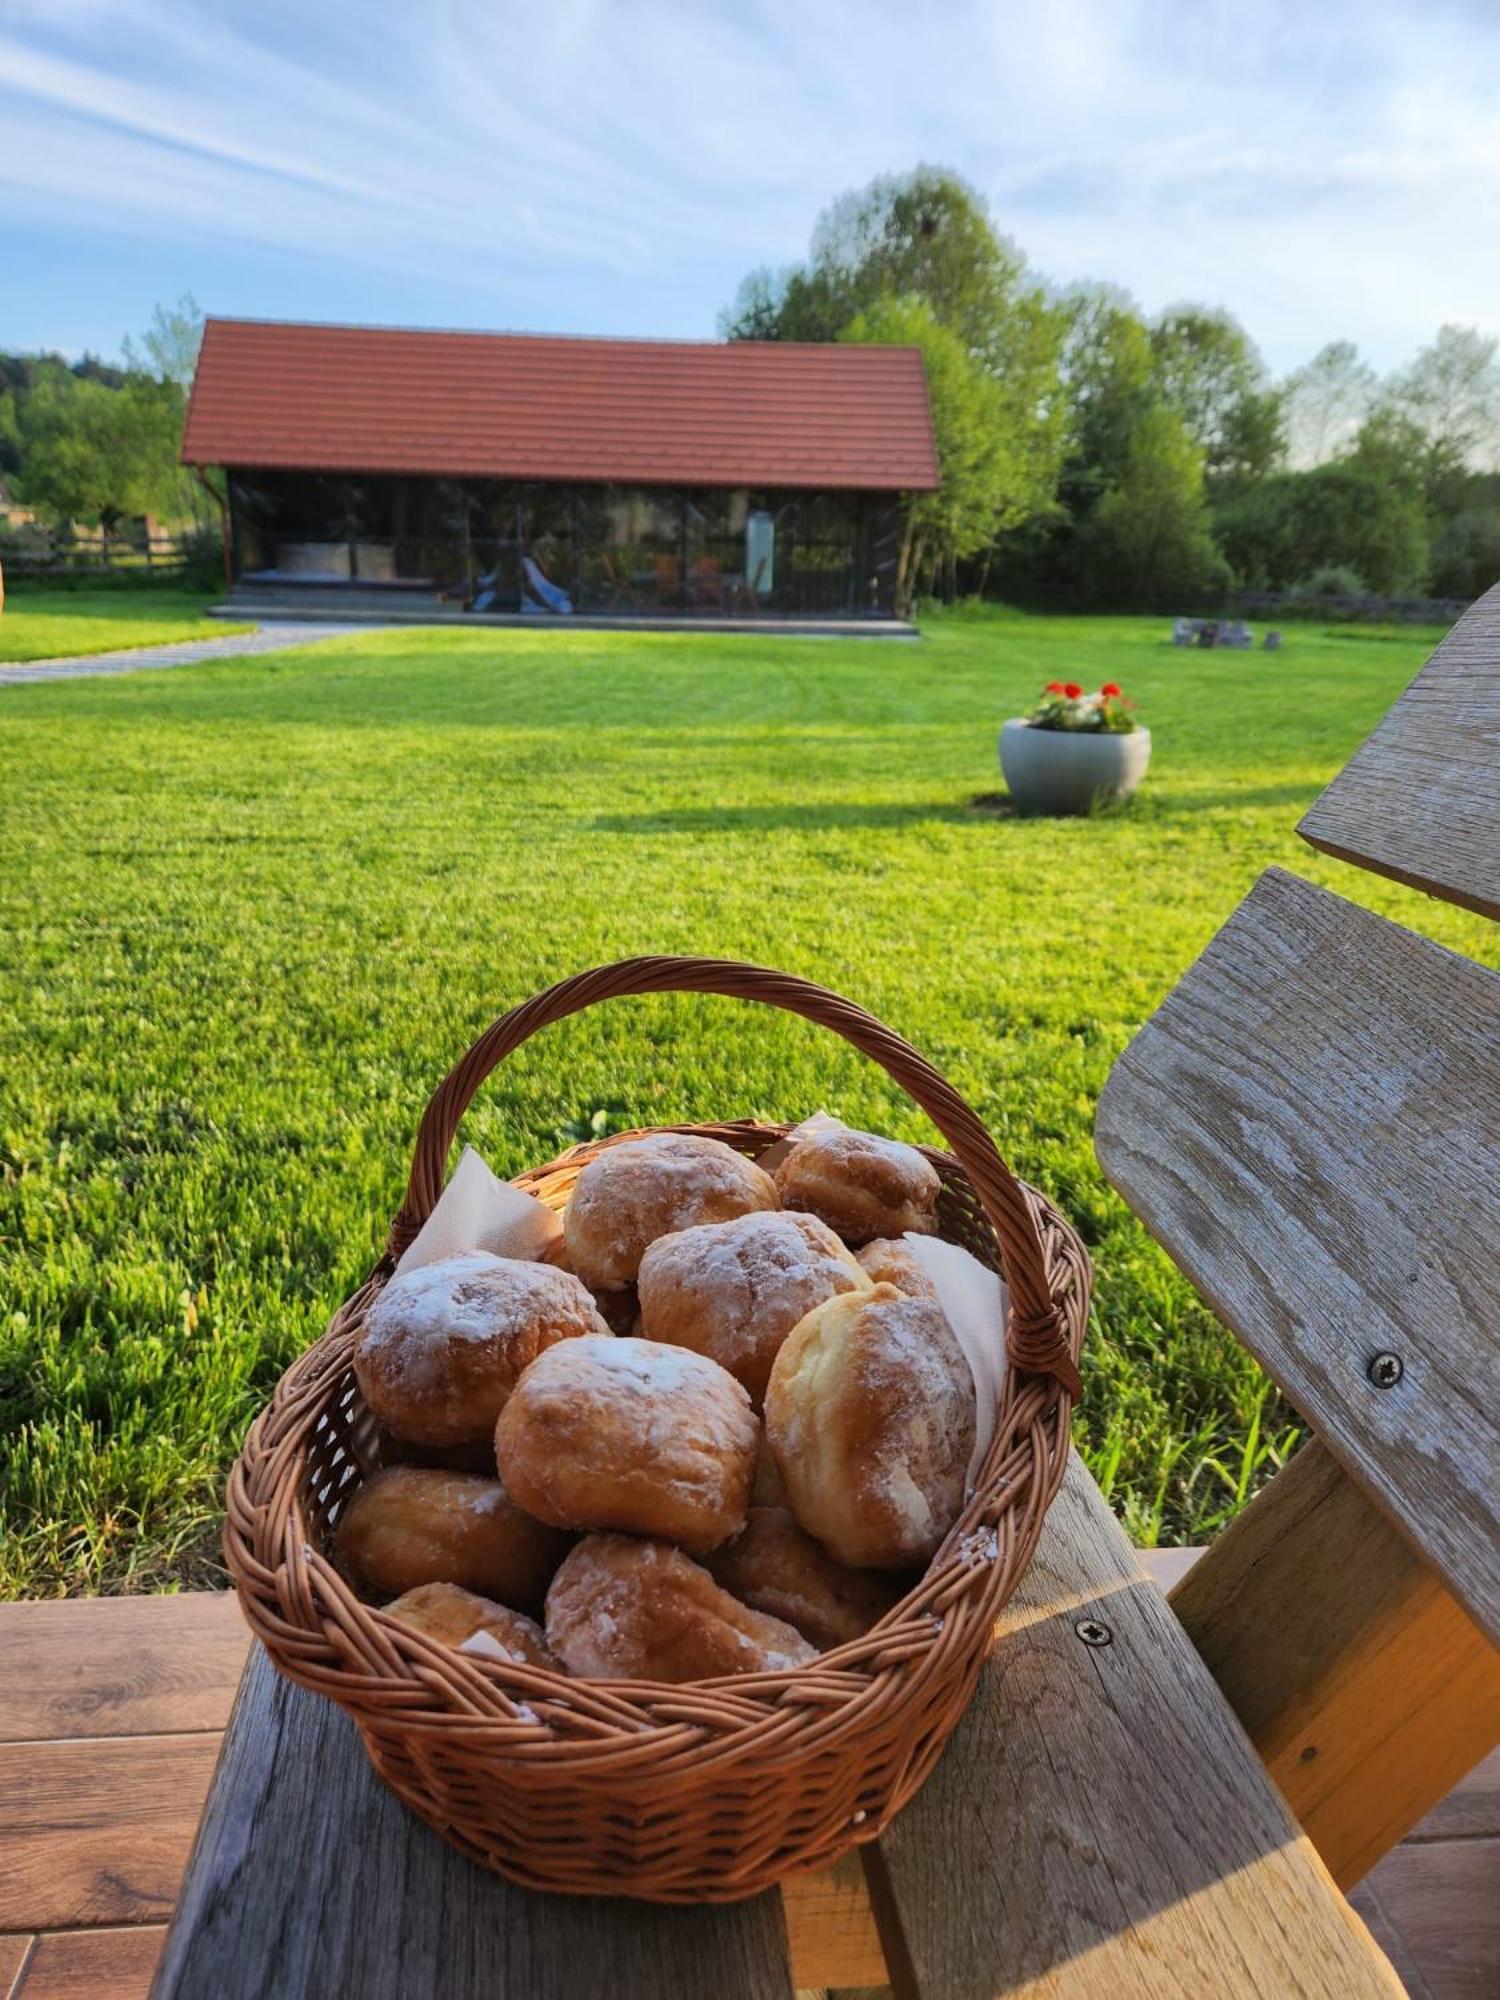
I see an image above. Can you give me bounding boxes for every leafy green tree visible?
[1214,425,1430,596]
[1056,287,1157,506]
[1429,503,1500,600]
[722,167,1068,553]
[1284,340,1377,466]
[1386,324,1500,471]
[1149,306,1285,496]
[841,296,1027,605]
[1081,401,1227,608]
[122,294,204,392]
[10,369,188,532]
[725,167,1033,357]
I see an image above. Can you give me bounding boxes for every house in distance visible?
[182,318,939,626]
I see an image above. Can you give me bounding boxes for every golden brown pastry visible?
[562,1133,779,1291]
[545,1533,817,1681]
[764,1285,975,1568]
[856,1236,942,1301]
[773,1124,940,1246]
[382,1581,559,1668]
[706,1506,903,1649]
[495,1335,758,1554]
[638,1210,871,1404]
[333,1466,572,1612]
[355,1251,610,1447]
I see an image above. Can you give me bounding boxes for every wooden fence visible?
[0,527,203,582]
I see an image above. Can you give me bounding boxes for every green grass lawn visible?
[1,605,1492,1597]
[0,588,252,663]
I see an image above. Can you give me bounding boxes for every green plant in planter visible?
[1026,681,1139,733]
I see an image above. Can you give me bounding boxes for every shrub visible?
[1290,562,1366,599]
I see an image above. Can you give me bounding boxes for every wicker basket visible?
[225,958,1090,1902]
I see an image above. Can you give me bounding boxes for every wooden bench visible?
[140,598,1499,1992]
[4,1589,1496,1996]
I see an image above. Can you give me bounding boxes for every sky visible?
[3,0,1498,381]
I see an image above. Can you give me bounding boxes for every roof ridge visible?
[200,314,923,359]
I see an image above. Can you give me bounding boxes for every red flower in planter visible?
[1044,681,1066,694]
[1101,682,1121,697]
[1063,682,1083,699]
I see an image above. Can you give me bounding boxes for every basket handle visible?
[388,957,1080,1395]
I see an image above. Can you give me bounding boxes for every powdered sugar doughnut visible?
[856,1236,942,1301]
[765,1284,975,1568]
[355,1251,610,1448]
[773,1124,940,1247]
[706,1506,902,1649]
[333,1466,572,1611]
[545,1533,816,1681]
[382,1581,559,1668]
[562,1134,779,1291]
[638,1210,871,1405]
[495,1334,758,1553]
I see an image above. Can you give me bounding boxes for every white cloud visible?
[1,0,1498,371]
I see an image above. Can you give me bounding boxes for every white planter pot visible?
[999,719,1152,816]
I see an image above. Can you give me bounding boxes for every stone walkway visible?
[0,622,375,686]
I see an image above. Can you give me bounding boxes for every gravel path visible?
[0,622,376,685]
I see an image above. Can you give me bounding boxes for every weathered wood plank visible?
[1350,1839,1500,2000]
[1095,867,1500,1643]
[780,1851,887,1989]
[1171,1439,1500,1885]
[1407,1748,1500,1843]
[1347,1874,1439,2000]
[864,1452,1402,1998]
[1299,582,1500,918]
[0,1936,35,1996]
[0,1736,219,1931]
[152,1647,795,2000]
[13,1928,165,2000]
[0,1595,866,1991]
[0,1595,247,1744]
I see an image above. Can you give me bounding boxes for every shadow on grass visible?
[589,801,982,833]
[589,781,1315,835]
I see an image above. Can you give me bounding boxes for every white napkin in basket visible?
[396,1145,562,1273]
[900,1233,1007,1489]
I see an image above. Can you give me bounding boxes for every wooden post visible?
[1170,1440,1500,1888]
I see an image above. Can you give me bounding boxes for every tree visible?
[1081,401,1227,608]
[1148,306,1285,495]
[841,296,1024,605]
[122,294,204,392]
[724,167,1032,358]
[1056,286,1157,501]
[1283,340,1377,466]
[9,369,187,532]
[1429,502,1500,600]
[1387,324,1500,471]
[722,167,1069,544]
[1214,423,1430,597]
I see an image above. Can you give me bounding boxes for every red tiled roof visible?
[182,318,939,491]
